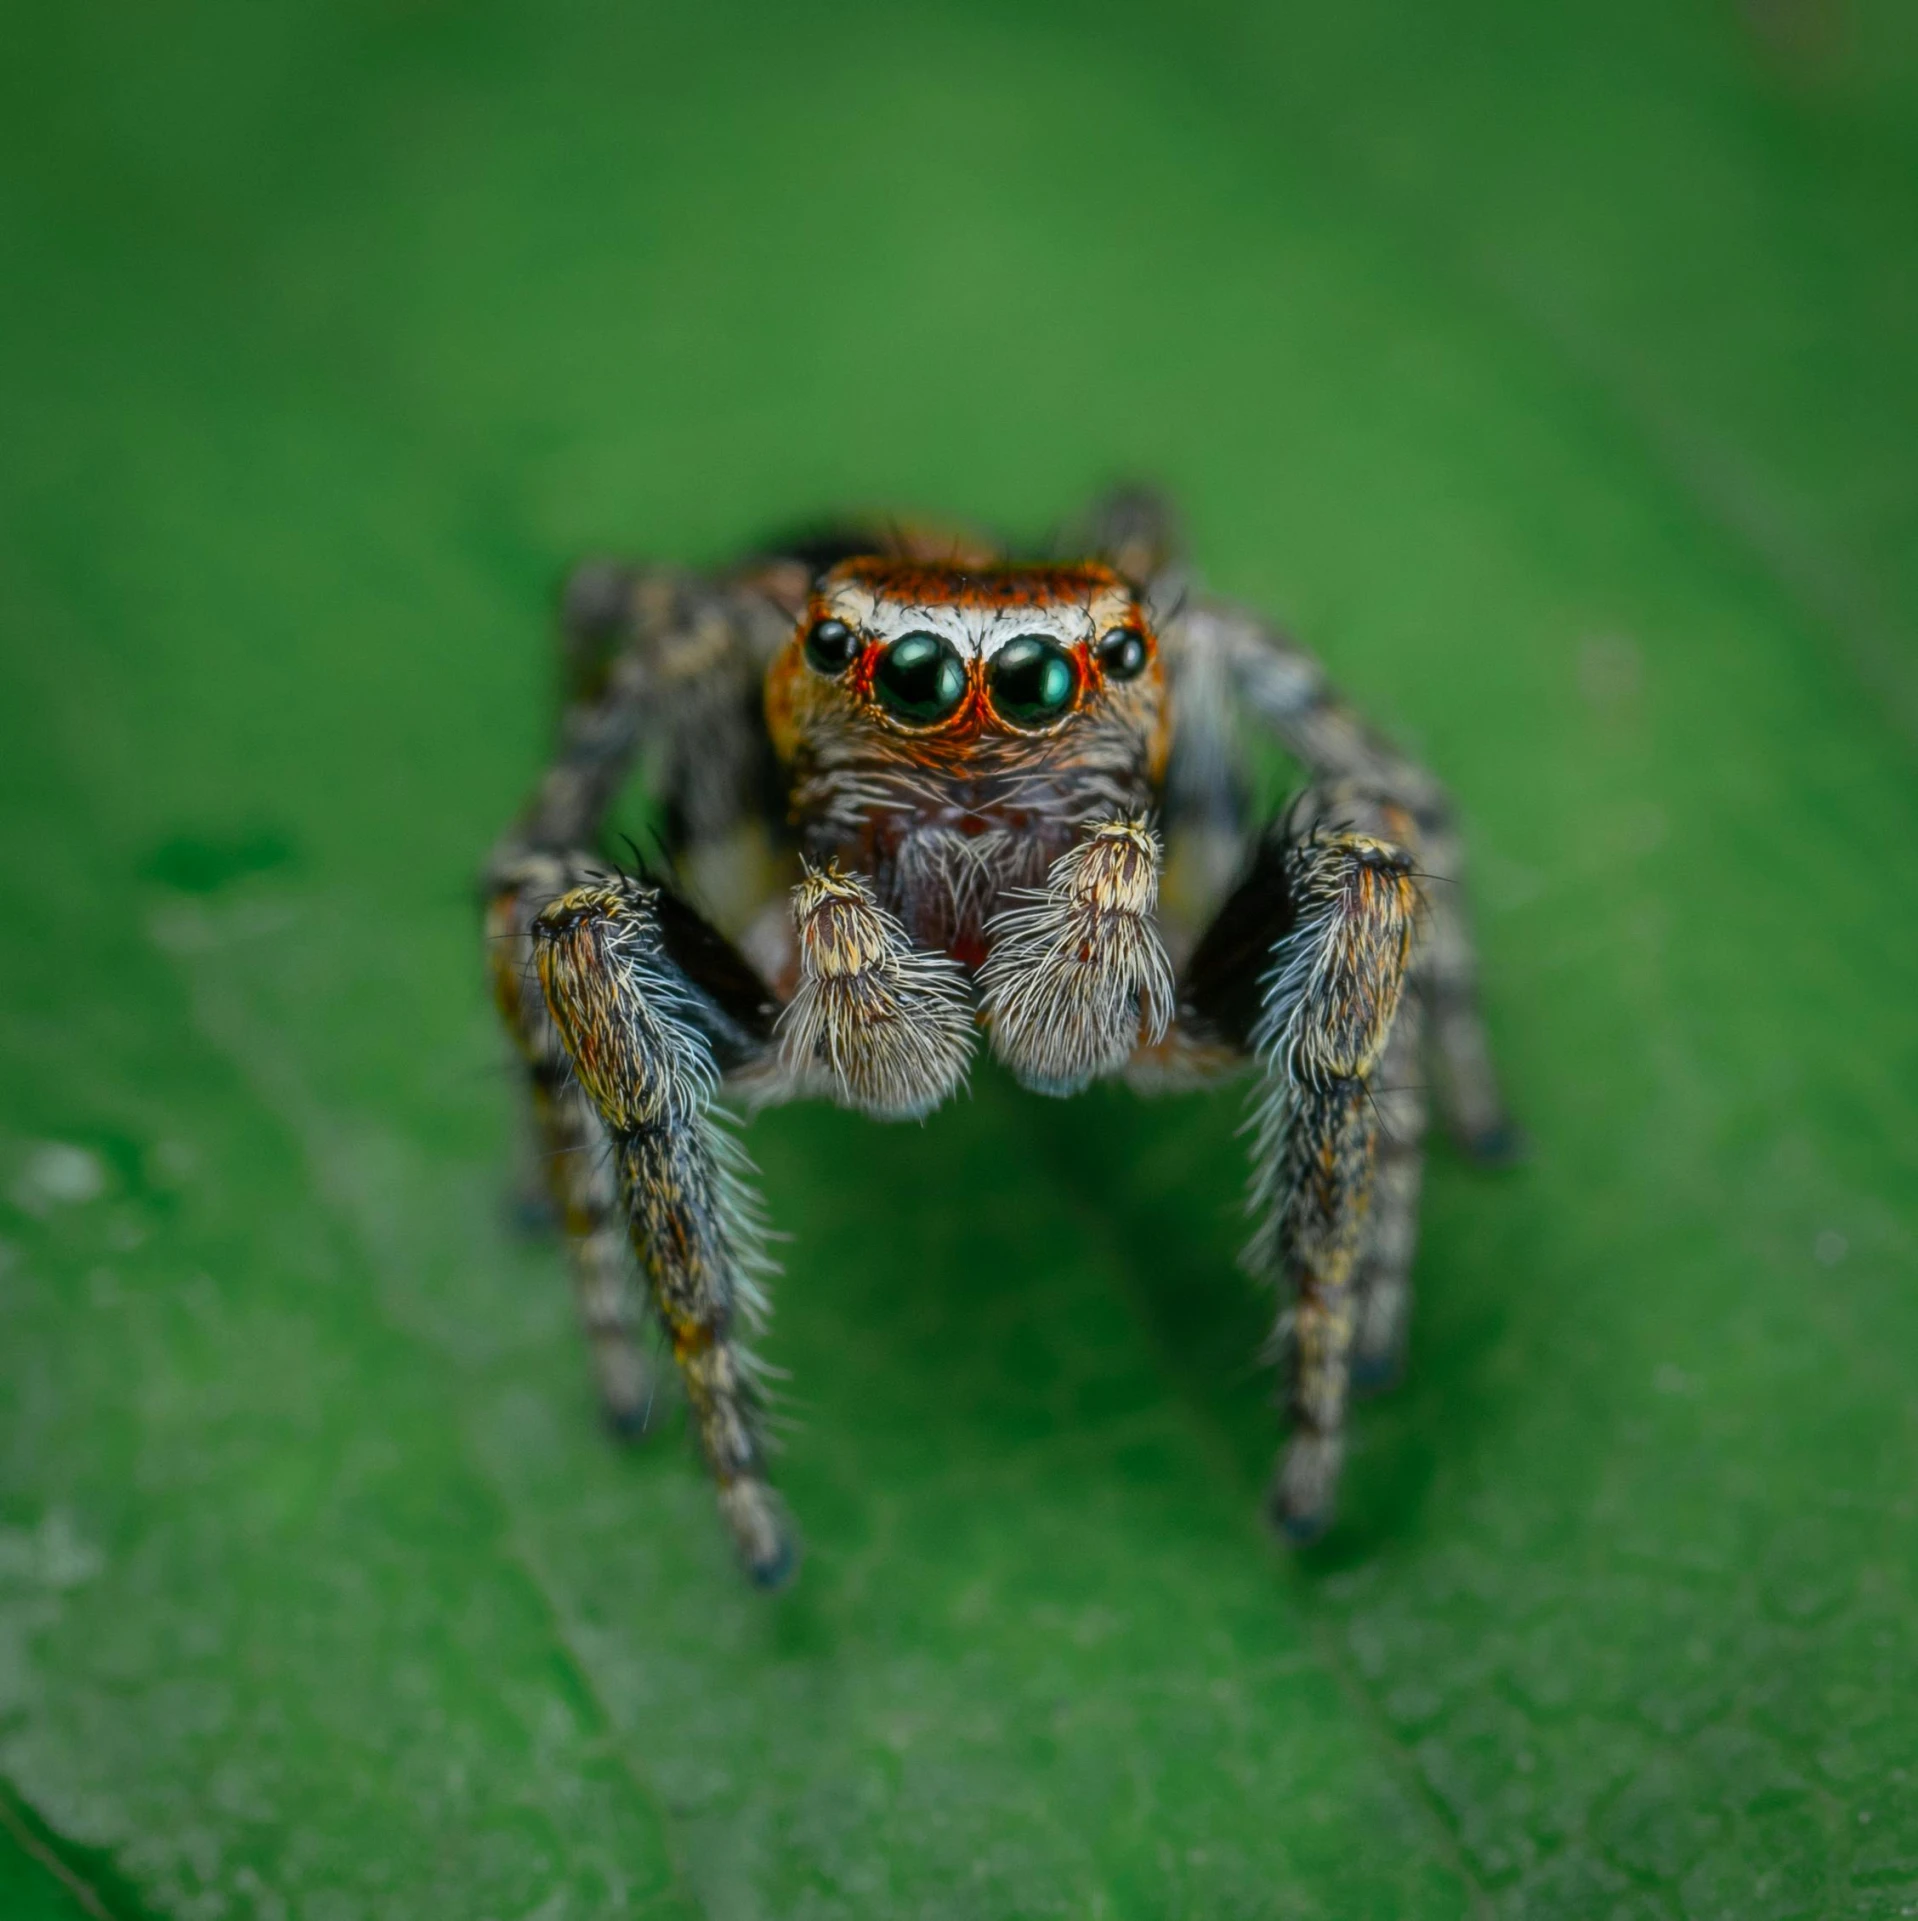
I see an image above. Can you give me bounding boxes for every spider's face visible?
[765,558,1168,785]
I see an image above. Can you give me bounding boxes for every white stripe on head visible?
[821,581,1131,660]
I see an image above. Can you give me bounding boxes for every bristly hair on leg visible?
[533,877,794,1586]
[484,850,663,1436]
[778,863,975,1121]
[1241,825,1418,1279]
[535,880,721,1131]
[1237,825,1419,1541]
[1248,830,1418,1090]
[979,817,1175,1096]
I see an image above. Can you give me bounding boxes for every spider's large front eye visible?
[988,634,1078,729]
[804,616,858,676]
[874,631,967,726]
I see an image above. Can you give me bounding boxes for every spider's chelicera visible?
[485,490,1515,1588]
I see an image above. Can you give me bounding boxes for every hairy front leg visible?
[979,818,1175,1095]
[1182,803,1419,1540]
[533,877,795,1587]
[1283,785,1433,1397]
[1179,595,1516,1160]
[1253,827,1418,1537]
[487,851,658,1434]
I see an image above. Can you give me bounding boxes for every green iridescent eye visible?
[989,635,1078,729]
[874,631,967,725]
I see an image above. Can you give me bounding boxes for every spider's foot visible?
[601,1395,657,1443]
[1461,1119,1529,1169]
[747,1533,799,1593]
[509,1187,561,1238]
[1350,1276,1410,1398]
[562,558,636,640]
[1349,1345,1406,1399]
[721,1483,800,1591]
[593,1345,660,1443]
[1269,1434,1343,1545]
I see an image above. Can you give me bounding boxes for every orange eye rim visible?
[781,579,1162,746]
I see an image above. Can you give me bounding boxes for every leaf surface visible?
[1,3,1914,1915]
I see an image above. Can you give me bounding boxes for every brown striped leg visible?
[532,876,794,1587]
[1258,1077,1377,1534]
[1412,811,1517,1160]
[1183,797,1419,1541]
[1181,594,1517,1161]
[1254,829,1417,1539]
[483,554,799,1450]
[492,552,801,965]
[481,570,686,1416]
[1350,985,1428,1394]
[487,852,657,1435]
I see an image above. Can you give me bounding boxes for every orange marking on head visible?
[767,554,1165,758]
[827,558,1131,608]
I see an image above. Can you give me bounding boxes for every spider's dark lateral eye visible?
[874,631,967,725]
[989,635,1079,729]
[803,616,858,675]
[1097,626,1149,681]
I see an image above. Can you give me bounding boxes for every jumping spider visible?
[485,490,1514,1588]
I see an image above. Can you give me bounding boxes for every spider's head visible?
[765,558,1168,783]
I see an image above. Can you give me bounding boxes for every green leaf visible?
[0,1804,111,1921]
[2,2,1914,1916]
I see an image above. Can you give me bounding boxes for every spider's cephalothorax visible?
[767,558,1167,961]
[485,491,1515,1587]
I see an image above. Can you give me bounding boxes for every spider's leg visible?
[778,865,974,1120]
[488,849,658,1434]
[978,819,1175,1096]
[1286,784,1434,1396]
[1173,596,1517,1161]
[1177,793,1419,1541]
[484,563,792,1443]
[754,515,1006,575]
[532,876,794,1587]
[1061,484,1187,588]
[1411,805,1514,1160]
[535,558,800,930]
[483,567,685,1430]
[1351,978,1427,1394]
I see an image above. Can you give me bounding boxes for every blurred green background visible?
[3,2,1916,1916]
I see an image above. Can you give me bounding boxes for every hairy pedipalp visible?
[778,863,975,1120]
[978,817,1175,1096]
